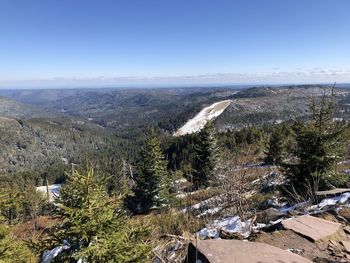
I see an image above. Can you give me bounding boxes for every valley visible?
[1,84,349,180]
[2,1,350,261]
[2,84,350,262]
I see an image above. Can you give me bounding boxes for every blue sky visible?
[0,0,350,87]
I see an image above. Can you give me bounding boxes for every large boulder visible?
[281,215,341,242]
[186,239,312,263]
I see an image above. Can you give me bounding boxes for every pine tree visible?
[110,159,133,197]
[120,159,133,196]
[264,125,293,165]
[0,223,34,263]
[38,168,150,262]
[0,186,44,223]
[192,122,220,189]
[126,130,171,214]
[284,91,346,198]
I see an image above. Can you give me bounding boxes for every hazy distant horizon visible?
[0,70,349,89]
[0,80,348,91]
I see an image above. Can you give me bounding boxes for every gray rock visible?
[256,208,284,224]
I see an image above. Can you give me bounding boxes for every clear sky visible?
[0,0,350,88]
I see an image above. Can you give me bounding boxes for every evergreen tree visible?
[126,130,171,214]
[38,168,150,262]
[264,124,293,165]
[192,122,220,189]
[284,92,346,198]
[119,159,133,196]
[108,158,133,198]
[265,127,284,165]
[0,186,44,223]
[0,223,34,263]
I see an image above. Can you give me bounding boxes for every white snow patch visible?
[197,228,220,239]
[175,100,232,136]
[61,157,69,165]
[338,159,350,165]
[42,243,69,263]
[268,197,288,208]
[333,117,344,122]
[182,193,225,214]
[196,207,222,218]
[278,201,310,213]
[197,216,252,239]
[176,193,188,199]
[275,192,350,214]
[318,192,350,209]
[42,242,85,263]
[252,218,284,232]
[36,184,61,202]
[174,178,188,184]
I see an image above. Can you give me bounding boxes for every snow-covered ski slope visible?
[174,100,232,136]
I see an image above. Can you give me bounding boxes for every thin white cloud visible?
[0,68,349,88]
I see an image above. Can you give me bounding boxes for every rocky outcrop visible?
[186,239,312,263]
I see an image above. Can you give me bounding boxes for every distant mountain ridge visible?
[1,85,350,135]
[0,96,58,119]
[215,85,350,131]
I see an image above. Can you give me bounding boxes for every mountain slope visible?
[175,100,232,136]
[11,88,238,136]
[0,96,57,119]
[215,85,350,130]
[0,116,114,176]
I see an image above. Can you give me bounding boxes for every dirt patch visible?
[12,215,59,240]
[253,230,337,262]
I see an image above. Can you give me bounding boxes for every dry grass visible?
[139,209,204,239]
[12,215,59,241]
[182,187,223,207]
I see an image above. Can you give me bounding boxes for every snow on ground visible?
[174,178,188,184]
[275,192,350,214]
[182,193,226,214]
[42,242,70,263]
[197,191,350,240]
[36,184,61,202]
[174,100,232,136]
[338,159,350,165]
[197,216,252,239]
[197,207,222,218]
[318,192,350,209]
[42,241,84,263]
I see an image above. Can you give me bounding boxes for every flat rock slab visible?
[282,215,341,241]
[187,239,312,263]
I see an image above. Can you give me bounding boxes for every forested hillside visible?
[0,87,238,136]
[216,85,350,130]
[1,85,350,262]
[1,85,350,183]
[0,96,56,119]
